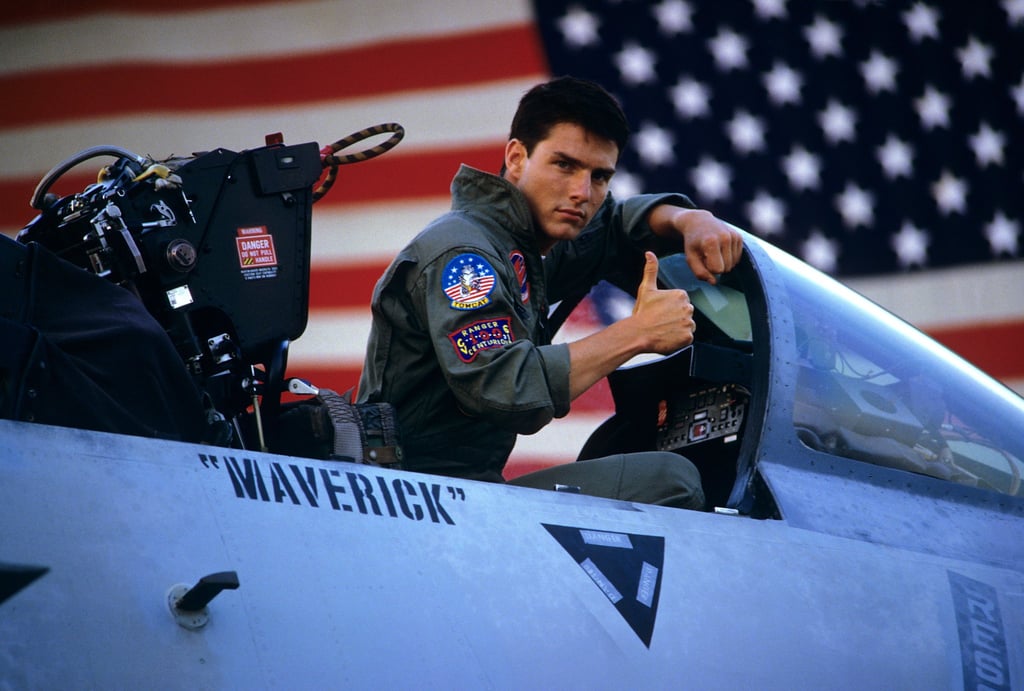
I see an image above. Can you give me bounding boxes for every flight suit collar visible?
[450,165,540,252]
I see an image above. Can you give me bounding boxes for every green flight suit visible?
[358,165,704,509]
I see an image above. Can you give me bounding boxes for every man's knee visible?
[509,451,705,510]
[613,452,705,510]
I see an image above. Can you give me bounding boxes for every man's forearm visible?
[565,252,696,401]
[646,204,743,284]
[565,318,649,400]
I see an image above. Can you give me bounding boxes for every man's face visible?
[503,122,618,253]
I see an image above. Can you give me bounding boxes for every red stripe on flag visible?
[927,320,1024,381]
[309,262,388,309]
[577,378,614,413]
[291,143,503,206]
[0,0,285,25]
[0,25,545,130]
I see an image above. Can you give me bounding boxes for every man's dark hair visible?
[509,76,630,156]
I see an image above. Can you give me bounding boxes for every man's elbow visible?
[461,396,555,436]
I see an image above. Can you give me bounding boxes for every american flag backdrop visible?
[1,0,1021,477]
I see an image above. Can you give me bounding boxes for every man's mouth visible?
[556,208,585,224]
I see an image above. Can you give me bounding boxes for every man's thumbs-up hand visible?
[631,252,695,355]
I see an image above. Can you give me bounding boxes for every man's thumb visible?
[638,251,659,295]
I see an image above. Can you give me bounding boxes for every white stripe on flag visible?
[0,0,533,74]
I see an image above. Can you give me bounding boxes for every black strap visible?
[317,388,402,468]
[318,389,365,461]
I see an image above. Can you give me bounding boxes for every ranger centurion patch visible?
[442,253,497,310]
[448,318,514,363]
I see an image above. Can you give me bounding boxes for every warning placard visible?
[236,226,278,268]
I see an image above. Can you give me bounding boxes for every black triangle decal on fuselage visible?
[543,523,664,647]
[0,562,49,606]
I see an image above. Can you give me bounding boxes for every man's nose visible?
[568,172,592,201]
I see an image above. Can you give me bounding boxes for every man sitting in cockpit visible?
[357,77,742,508]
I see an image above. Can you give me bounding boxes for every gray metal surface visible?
[2,420,1021,689]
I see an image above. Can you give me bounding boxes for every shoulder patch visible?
[442,253,497,310]
[449,318,514,363]
[509,250,530,304]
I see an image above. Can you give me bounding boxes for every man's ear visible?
[503,139,527,182]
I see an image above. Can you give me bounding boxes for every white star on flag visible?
[708,29,749,70]
[558,7,600,47]
[653,0,694,34]
[670,77,711,118]
[802,231,840,273]
[727,111,767,154]
[764,63,803,105]
[819,101,857,144]
[836,184,875,228]
[916,87,951,129]
[805,16,843,58]
[892,221,930,268]
[932,171,968,215]
[747,192,786,235]
[691,157,732,201]
[615,43,657,84]
[1005,0,1024,25]
[877,136,915,179]
[635,123,676,166]
[783,147,822,191]
[986,212,1020,255]
[752,0,787,21]
[861,52,899,93]
[970,124,1006,167]
[958,38,994,79]
[904,3,940,42]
